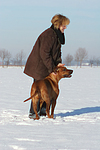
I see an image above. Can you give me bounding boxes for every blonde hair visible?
[51,14,70,29]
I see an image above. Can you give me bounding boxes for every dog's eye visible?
[63,68,66,71]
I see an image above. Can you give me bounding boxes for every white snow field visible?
[0,66,100,150]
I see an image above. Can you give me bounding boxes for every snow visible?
[0,66,100,150]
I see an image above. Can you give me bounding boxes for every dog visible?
[24,66,73,120]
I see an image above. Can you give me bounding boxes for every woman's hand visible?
[57,63,65,67]
[51,72,56,76]
[51,63,65,76]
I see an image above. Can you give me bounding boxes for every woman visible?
[24,14,70,119]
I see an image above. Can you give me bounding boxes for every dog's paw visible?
[50,115,55,119]
[34,117,40,120]
[48,116,51,119]
[34,115,40,120]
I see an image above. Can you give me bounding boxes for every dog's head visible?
[54,66,73,80]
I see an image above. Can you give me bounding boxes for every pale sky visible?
[0,0,100,60]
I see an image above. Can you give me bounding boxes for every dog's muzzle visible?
[63,70,73,78]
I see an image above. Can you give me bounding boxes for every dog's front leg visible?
[51,99,56,119]
[46,99,51,118]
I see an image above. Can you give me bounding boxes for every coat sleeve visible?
[55,48,62,65]
[40,35,56,73]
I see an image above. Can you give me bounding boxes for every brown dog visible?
[24,66,73,120]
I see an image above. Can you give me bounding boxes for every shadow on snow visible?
[55,106,100,117]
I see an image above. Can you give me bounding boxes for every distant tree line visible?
[0,49,25,67]
[65,47,100,67]
[0,47,100,68]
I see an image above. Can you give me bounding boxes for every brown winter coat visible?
[24,27,62,80]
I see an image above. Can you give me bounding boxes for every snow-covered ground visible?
[0,66,100,150]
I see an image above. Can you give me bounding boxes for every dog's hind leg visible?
[32,96,40,120]
[41,91,51,118]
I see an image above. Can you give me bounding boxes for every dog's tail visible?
[24,91,37,102]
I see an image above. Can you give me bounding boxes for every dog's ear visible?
[53,66,60,74]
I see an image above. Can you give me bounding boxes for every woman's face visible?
[59,25,67,33]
